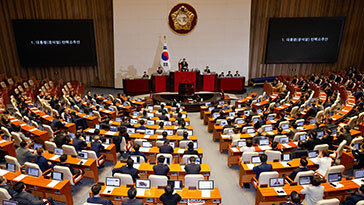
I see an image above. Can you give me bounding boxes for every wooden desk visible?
[129,133,197,141]
[238,158,317,187]
[43,151,99,182]
[130,147,203,163]
[84,128,120,137]
[114,162,210,181]
[98,186,222,205]
[0,139,16,157]
[10,117,50,143]
[1,170,73,204]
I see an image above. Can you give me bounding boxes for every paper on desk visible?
[87,128,95,133]
[342,109,350,112]
[43,115,50,118]
[177,149,185,154]
[0,170,9,176]
[144,135,150,139]
[157,135,163,139]
[29,128,37,132]
[14,174,27,182]
[10,120,17,123]
[280,162,290,167]
[105,131,117,136]
[180,165,185,170]
[0,140,6,144]
[201,190,211,198]
[258,146,271,150]
[136,188,145,196]
[46,180,60,188]
[103,186,114,194]
[331,182,344,189]
[246,164,256,170]
[230,147,239,153]
[102,144,110,149]
[139,147,150,152]
[293,141,298,145]
[248,133,256,137]
[274,187,287,196]
[20,124,26,127]
[352,179,364,186]
[282,144,291,149]
[50,155,60,161]
[133,164,140,169]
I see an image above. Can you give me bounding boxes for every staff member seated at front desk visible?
[87,183,113,205]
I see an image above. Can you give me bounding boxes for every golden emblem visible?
[171,6,195,30]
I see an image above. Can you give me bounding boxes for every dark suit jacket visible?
[60,162,79,176]
[306,107,318,117]
[153,164,169,176]
[91,141,104,157]
[183,149,199,155]
[159,145,174,154]
[72,138,87,152]
[288,167,309,181]
[0,184,15,197]
[35,156,53,172]
[121,198,143,205]
[112,165,139,182]
[51,119,63,131]
[184,164,201,174]
[340,193,364,205]
[14,191,44,205]
[87,196,113,205]
[253,163,273,179]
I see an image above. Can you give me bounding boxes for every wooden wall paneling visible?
[0,0,114,87]
[249,0,364,79]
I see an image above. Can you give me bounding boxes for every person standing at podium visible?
[204,66,211,74]
[157,66,164,74]
[178,58,188,72]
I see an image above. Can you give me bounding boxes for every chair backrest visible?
[293,170,315,183]
[149,175,168,187]
[155,140,164,147]
[184,174,204,188]
[1,127,11,138]
[241,152,259,163]
[268,113,277,119]
[234,118,244,124]
[31,120,39,128]
[290,106,299,116]
[45,141,57,153]
[258,171,279,186]
[279,121,289,129]
[5,156,21,172]
[265,150,281,162]
[134,139,146,146]
[82,150,97,160]
[120,137,127,152]
[0,187,11,200]
[10,132,22,147]
[242,126,254,133]
[223,128,234,135]
[24,162,42,175]
[54,165,74,185]
[273,135,287,143]
[325,165,345,179]
[358,112,364,124]
[313,144,329,152]
[316,110,324,122]
[62,145,78,156]
[335,140,347,160]
[156,154,173,164]
[179,140,192,149]
[356,200,364,205]
[231,134,242,146]
[43,124,54,137]
[316,198,340,205]
[293,132,307,141]
[182,154,199,164]
[351,137,364,148]
[155,130,164,135]
[114,173,133,186]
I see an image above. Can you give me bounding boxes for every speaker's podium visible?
[178,83,195,96]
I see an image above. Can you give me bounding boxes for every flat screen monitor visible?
[247,128,255,134]
[142,141,153,148]
[106,177,120,187]
[110,126,118,132]
[308,151,318,158]
[147,113,154,118]
[187,130,193,136]
[354,169,364,179]
[212,113,219,119]
[251,156,261,164]
[181,114,187,118]
[127,128,135,134]
[208,107,214,112]
[193,141,198,149]
[279,137,289,144]
[317,131,324,138]
[264,126,273,132]
[146,120,155,125]
[257,109,262,114]
[136,179,151,189]
[219,101,225,105]
[269,177,284,187]
[166,130,174,136]
[167,180,182,190]
[299,176,312,185]
[237,140,246,148]
[104,138,111,145]
[52,171,63,181]
[27,167,39,177]
[281,123,289,130]
[229,112,235,117]
[145,129,155,135]
[85,135,91,142]
[6,163,15,172]
[205,102,211,107]
[130,119,138,125]
[147,106,153,111]
[54,148,64,155]
[244,110,250,116]
[282,153,291,161]
[33,143,42,150]
[268,116,275,121]
[236,119,244,125]
[259,139,269,146]
[220,120,228,126]
[296,120,304,127]
[164,121,172,126]
[2,200,18,205]
[169,142,175,149]
[299,134,307,141]
[198,180,214,190]
[328,173,342,183]
[130,156,141,164]
[78,152,88,159]
[115,117,122,122]
[310,118,316,125]
[95,124,100,129]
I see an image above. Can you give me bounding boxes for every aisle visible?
[189,112,256,205]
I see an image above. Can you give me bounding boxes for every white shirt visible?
[311,156,332,176]
[301,185,324,205]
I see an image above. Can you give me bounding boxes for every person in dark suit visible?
[159,184,181,205]
[87,183,113,205]
[13,182,54,205]
[34,148,54,173]
[72,132,87,152]
[305,104,318,118]
[179,58,188,72]
[184,156,201,174]
[122,187,143,205]
[153,155,169,176]
[183,142,199,155]
[159,140,174,154]
[91,135,104,158]
[0,176,15,197]
[136,120,147,130]
[204,66,211,74]
[280,191,302,205]
[59,154,81,176]
[16,141,36,165]
[288,158,309,181]
[340,185,364,205]
[159,111,169,121]
[50,115,64,131]
[142,71,149,79]
[253,154,273,179]
[54,132,71,148]
[112,158,139,182]
[130,144,148,162]
[157,67,164,75]
[291,142,309,159]
[226,71,233,77]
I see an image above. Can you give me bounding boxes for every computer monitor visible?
[296,120,304,127]
[219,101,225,105]
[223,106,229,110]
[133,111,139,116]
[110,126,118,132]
[237,104,242,108]
[105,138,111,145]
[264,126,273,132]
[257,109,262,114]
[236,119,244,125]
[142,141,153,148]
[33,143,42,150]
[147,105,153,111]
[130,156,141,164]
[229,112,235,117]
[281,123,289,130]
[328,173,342,183]
[198,180,214,190]
[130,119,138,125]
[187,130,193,136]
[2,200,18,205]
[226,129,233,135]
[213,113,219,119]
[145,129,155,135]
[308,151,318,158]
[146,120,155,126]
[316,131,324,138]
[208,107,215,112]
[169,142,176,149]
[85,135,91,142]
[95,124,100,129]
[237,140,246,148]
[310,118,316,125]
[164,121,172,126]
[269,178,284,187]
[268,115,275,121]
[52,171,63,181]
[69,133,75,139]
[259,139,269,146]
[115,117,122,122]
[78,152,88,159]
[27,167,39,177]
[220,120,228,126]
[354,143,360,150]
[167,180,182,190]
[253,118,259,124]
[6,163,15,172]
[331,128,337,135]
[244,110,250,116]
[193,142,198,149]
[147,113,154,118]
[54,148,63,155]
[127,128,135,134]
[163,157,171,165]
[166,130,174,136]
[205,102,211,107]
[354,169,364,179]
[136,179,151,189]
[247,128,255,134]
[106,177,121,187]
[181,114,187,118]
[38,125,43,130]
[251,156,261,164]
[281,153,291,161]
[279,137,289,144]
[299,134,307,141]
[299,176,312,185]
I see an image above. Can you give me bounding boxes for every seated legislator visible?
[280,191,302,205]
[136,120,147,130]
[203,66,211,74]
[253,154,273,179]
[87,183,113,205]
[183,142,199,155]
[59,154,81,175]
[130,144,148,162]
[122,187,143,205]
[72,132,87,152]
[112,158,139,182]
[287,158,309,181]
[12,182,55,205]
[16,141,36,165]
[51,115,64,131]
[310,150,332,176]
[160,184,182,205]
[153,155,169,176]
[35,148,54,173]
[218,72,224,78]
[184,156,201,174]
[340,185,364,205]
[159,111,169,121]
[300,175,324,205]
[91,135,104,158]
[226,71,233,77]
[241,139,256,152]
[0,176,15,197]
[142,71,149,79]
[159,140,174,154]
[54,132,71,148]
[234,71,240,77]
